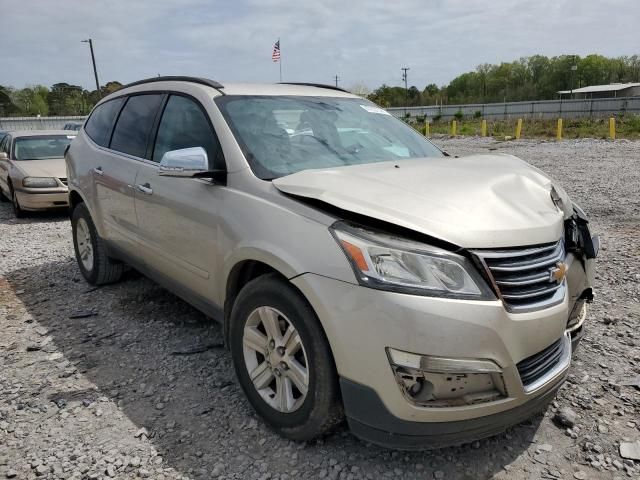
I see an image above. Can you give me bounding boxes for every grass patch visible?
[414,115,640,139]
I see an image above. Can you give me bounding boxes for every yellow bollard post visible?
[481,119,487,137]
[515,118,523,139]
[609,117,616,140]
[451,120,457,136]
[424,122,430,137]
[556,118,563,141]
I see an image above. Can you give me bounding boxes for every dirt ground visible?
[1,137,639,480]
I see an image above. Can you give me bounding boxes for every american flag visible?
[272,40,280,62]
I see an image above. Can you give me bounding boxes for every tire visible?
[0,186,8,202]
[230,273,343,441]
[10,185,26,218]
[71,202,124,285]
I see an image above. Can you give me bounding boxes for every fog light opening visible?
[387,348,507,407]
[408,377,435,403]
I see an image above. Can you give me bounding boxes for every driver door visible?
[134,93,226,302]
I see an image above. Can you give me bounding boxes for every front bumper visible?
[340,375,563,449]
[16,189,68,210]
[292,250,591,448]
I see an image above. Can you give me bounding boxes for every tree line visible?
[368,54,640,107]
[0,82,123,117]
[2,54,639,116]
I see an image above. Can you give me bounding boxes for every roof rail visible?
[120,76,225,94]
[278,82,350,93]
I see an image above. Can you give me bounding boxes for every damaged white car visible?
[66,77,598,449]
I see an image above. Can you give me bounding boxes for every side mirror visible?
[159,147,210,177]
[158,147,226,183]
[0,152,7,160]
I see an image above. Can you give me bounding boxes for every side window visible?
[152,95,224,169]
[110,94,164,159]
[84,97,125,147]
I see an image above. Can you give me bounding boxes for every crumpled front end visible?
[290,206,598,449]
[562,205,599,349]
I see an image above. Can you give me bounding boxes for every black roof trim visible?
[278,82,350,93]
[120,76,225,94]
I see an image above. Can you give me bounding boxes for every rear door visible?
[81,97,126,234]
[97,93,164,257]
[133,93,226,301]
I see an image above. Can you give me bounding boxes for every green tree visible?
[578,55,610,87]
[12,86,49,116]
[0,86,18,116]
[48,83,85,116]
[102,81,123,96]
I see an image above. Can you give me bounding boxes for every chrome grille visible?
[473,240,566,312]
[517,337,564,387]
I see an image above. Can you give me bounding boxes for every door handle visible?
[135,183,153,195]
[93,167,104,176]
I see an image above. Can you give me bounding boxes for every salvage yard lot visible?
[1,137,639,480]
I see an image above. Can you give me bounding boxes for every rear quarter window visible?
[84,97,125,147]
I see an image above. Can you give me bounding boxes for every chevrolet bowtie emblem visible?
[549,262,568,283]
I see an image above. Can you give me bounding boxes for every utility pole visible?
[401,67,410,112]
[570,58,578,99]
[82,39,101,99]
[334,75,339,87]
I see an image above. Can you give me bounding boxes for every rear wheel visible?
[230,274,343,441]
[71,202,124,285]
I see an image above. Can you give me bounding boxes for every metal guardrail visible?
[0,116,87,131]
[387,97,640,121]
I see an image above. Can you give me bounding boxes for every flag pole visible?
[279,37,282,82]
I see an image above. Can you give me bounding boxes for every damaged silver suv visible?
[66,77,598,448]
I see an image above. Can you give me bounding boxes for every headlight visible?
[331,221,494,299]
[22,177,58,188]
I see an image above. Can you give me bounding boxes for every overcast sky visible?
[1,0,637,91]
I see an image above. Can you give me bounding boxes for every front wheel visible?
[11,187,26,218]
[230,274,343,441]
[71,202,124,285]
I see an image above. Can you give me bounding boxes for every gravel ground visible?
[1,137,639,480]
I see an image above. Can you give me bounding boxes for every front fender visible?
[219,243,306,304]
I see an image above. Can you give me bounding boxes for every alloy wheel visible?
[75,217,94,271]
[242,306,309,413]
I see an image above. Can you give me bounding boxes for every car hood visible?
[14,158,67,179]
[273,154,572,249]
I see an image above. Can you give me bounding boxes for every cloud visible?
[0,0,637,90]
